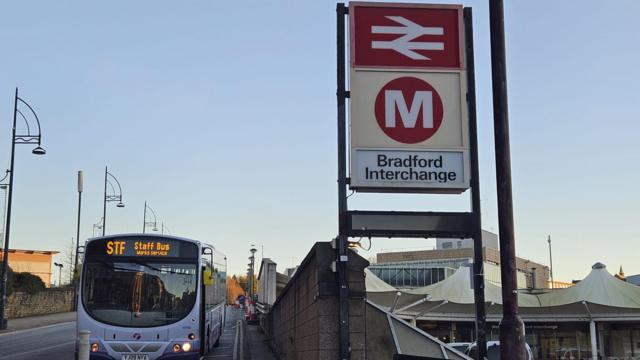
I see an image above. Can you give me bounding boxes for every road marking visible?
[2,340,75,358]
[0,321,75,337]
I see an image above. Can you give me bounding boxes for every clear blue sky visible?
[1,1,638,282]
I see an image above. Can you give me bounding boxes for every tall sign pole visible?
[488,0,526,358]
[464,8,488,359]
[336,3,351,360]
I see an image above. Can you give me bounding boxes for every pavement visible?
[245,322,276,360]
[0,311,75,333]
[0,308,276,360]
[204,307,276,360]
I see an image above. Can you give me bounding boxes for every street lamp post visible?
[102,167,125,236]
[0,88,46,330]
[161,222,171,235]
[548,235,554,289]
[142,202,158,234]
[53,262,63,287]
[73,171,83,278]
[92,218,103,237]
[0,175,8,242]
[249,247,257,299]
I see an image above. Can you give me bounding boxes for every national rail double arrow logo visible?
[371,16,444,60]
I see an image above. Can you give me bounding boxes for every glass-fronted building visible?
[368,259,464,288]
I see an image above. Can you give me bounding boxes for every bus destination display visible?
[105,239,180,257]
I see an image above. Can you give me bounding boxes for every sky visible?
[0,1,639,283]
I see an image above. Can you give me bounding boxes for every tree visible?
[13,272,44,294]
[62,237,76,285]
[0,263,44,295]
[226,276,246,304]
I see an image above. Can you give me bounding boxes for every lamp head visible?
[32,146,46,155]
[117,202,125,208]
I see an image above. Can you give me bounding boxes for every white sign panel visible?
[352,149,466,191]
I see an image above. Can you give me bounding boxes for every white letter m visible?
[384,90,433,129]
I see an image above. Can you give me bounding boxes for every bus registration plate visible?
[122,355,148,360]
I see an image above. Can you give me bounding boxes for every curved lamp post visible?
[102,167,125,236]
[0,88,46,329]
[142,201,158,234]
[161,222,171,235]
[92,217,103,237]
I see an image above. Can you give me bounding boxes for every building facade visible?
[0,249,59,287]
[374,232,549,289]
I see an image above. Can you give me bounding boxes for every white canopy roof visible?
[404,265,540,307]
[537,262,640,308]
[365,268,397,292]
[367,263,640,321]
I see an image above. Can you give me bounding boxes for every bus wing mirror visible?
[203,269,214,286]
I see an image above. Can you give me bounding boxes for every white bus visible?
[76,234,226,360]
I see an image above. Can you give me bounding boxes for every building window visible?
[442,242,453,249]
[457,241,462,248]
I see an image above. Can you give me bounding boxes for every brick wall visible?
[262,242,368,360]
[5,288,74,318]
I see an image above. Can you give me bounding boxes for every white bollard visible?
[78,330,91,360]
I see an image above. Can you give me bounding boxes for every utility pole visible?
[488,0,526,359]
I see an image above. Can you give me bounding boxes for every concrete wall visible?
[258,259,277,306]
[262,242,368,360]
[5,288,74,319]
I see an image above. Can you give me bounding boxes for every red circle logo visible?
[374,77,444,144]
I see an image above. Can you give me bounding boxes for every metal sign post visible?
[464,8,488,359]
[336,4,351,360]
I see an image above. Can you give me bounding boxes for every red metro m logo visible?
[374,77,444,144]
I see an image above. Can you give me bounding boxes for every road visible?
[0,307,259,360]
[0,321,75,360]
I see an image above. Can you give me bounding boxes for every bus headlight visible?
[172,344,181,353]
[91,343,99,352]
[181,342,192,352]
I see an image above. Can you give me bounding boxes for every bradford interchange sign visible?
[349,2,469,193]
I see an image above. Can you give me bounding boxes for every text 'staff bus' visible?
[76,234,227,360]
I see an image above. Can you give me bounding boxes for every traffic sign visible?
[350,3,463,69]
